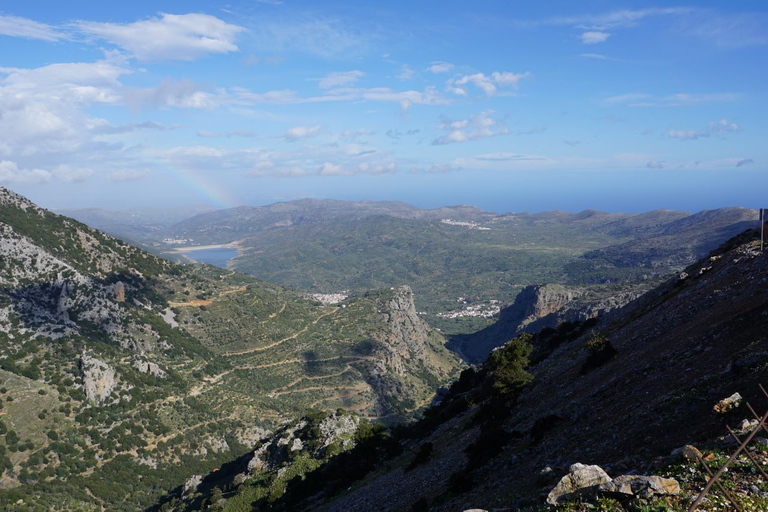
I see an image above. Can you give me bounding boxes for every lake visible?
[183,248,238,268]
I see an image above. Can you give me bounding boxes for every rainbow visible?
[168,167,242,211]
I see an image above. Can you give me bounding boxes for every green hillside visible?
[0,189,461,510]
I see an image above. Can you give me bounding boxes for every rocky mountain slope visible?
[183,228,768,511]
[454,281,655,362]
[0,188,461,510]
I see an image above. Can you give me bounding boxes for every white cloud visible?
[605,92,738,107]
[53,165,95,183]
[432,111,508,145]
[581,31,610,44]
[549,8,692,31]
[426,62,454,74]
[76,13,244,62]
[319,162,343,176]
[251,17,367,58]
[646,160,664,169]
[197,131,222,138]
[126,78,218,109]
[0,14,63,41]
[397,65,415,81]
[447,71,530,97]
[316,70,364,89]
[227,85,446,112]
[281,125,322,141]
[686,12,768,49]
[668,119,741,140]
[0,161,51,184]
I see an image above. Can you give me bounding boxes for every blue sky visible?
[0,1,766,213]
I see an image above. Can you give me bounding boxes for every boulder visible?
[546,463,611,505]
[598,475,680,498]
[714,392,742,414]
[682,444,703,462]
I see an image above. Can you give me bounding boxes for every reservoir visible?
[183,248,238,268]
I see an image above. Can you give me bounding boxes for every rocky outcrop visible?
[375,285,429,370]
[80,352,117,404]
[598,475,680,498]
[546,463,611,505]
[247,412,360,475]
[458,282,648,362]
[547,463,679,505]
[132,359,167,378]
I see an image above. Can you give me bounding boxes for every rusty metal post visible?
[688,403,768,511]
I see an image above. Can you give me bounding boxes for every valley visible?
[1,189,764,511]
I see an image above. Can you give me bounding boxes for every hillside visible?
[0,188,461,510]
[93,199,756,336]
[177,229,768,511]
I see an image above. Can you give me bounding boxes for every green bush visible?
[581,330,617,374]
[487,333,534,397]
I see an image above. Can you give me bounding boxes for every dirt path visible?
[222,308,339,356]
[270,367,354,394]
[218,286,247,297]
[168,299,212,307]
[270,382,369,398]
[268,302,287,319]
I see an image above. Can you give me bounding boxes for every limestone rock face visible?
[546,463,611,505]
[80,352,117,404]
[376,285,429,367]
[132,359,167,378]
[598,475,680,498]
[114,281,125,302]
[247,413,361,475]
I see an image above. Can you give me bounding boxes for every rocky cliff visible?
[457,282,650,362]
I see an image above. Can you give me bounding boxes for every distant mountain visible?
[165,198,496,245]
[178,228,768,511]
[0,188,461,510]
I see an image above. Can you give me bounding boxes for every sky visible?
[0,1,766,214]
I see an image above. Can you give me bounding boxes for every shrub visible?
[581,330,617,374]
[488,333,534,398]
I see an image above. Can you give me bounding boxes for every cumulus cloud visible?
[0,161,51,184]
[646,160,664,169]
[447,71,529,97]
[126,78,218,109]
[316,70,364,89]
[427,62,454,74]
[668,119,741,140]
[280,125,322,141]
[581,31,610,44]
[0,14,63,41]
[52,165,95,183]
[432,111,508,145]
[76,13,244,62]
